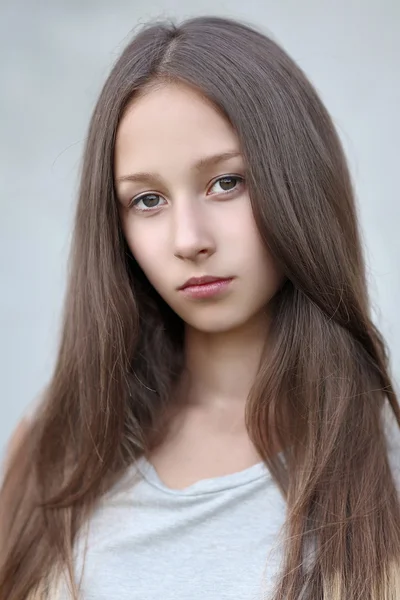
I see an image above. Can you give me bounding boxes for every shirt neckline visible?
[135,456,272,496]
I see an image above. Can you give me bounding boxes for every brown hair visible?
[1,15,399,600]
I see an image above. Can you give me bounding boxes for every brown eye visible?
[209,175,244,195]
[141,195,160,208]
[219,177,237,191]
[131,194,167,211]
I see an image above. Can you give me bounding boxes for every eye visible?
[130,193,167,212]
[129,174,245,212]
[208,175,245,196]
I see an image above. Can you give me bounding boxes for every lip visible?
[179,275,231,290]
[178,276,234,299]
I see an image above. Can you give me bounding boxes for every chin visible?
[183,313,255,335]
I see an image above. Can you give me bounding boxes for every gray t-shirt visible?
[64,455,287,600]
[53,405,400,599]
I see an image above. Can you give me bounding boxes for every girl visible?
[1,14,400,600]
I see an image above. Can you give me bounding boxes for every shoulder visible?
[383,403,400,490]
[2,417,31,474]
[2,392,43,474]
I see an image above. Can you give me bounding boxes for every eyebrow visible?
[115,150,242,185]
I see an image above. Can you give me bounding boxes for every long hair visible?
[1,15,399,600]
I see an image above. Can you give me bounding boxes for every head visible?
[114,81,285,336]
[1,15,400,600]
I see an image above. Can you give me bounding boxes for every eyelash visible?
[128,174,245,212]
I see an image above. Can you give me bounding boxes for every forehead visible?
[114,83,239,179]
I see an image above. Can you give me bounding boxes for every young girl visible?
[1,14,400,600]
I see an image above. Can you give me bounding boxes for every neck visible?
[181,312,270,412]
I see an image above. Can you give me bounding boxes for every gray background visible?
[1,0,399,456]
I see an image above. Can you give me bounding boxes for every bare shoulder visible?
[7,417,31,456]
[3,416,31,471]
[383,404,400,492]
[3,392,44,472]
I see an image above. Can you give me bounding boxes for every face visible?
[114,82,284,334]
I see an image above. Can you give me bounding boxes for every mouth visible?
[178,276,235,299]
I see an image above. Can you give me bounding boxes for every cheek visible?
[232,206,283,289]
[123,221,177,303]
[123,221,163,284]
[225,204,265,263]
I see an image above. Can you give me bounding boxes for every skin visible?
[114,82,285,488]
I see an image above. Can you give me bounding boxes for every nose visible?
[172,199,215,261]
